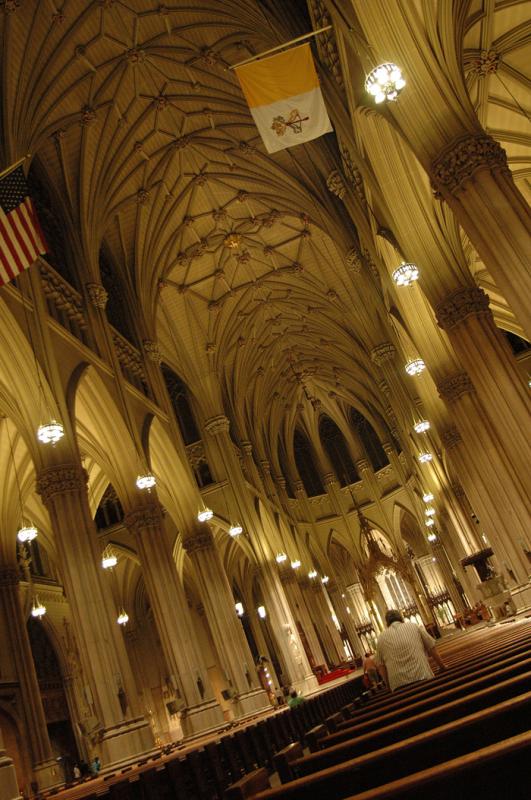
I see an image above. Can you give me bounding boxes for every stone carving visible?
[80,106,96,126]
[441,426,463,450]
[322,472,337,489]
[85,282,108,309]
[326,170,346,200]
[435,286,491,330]
[355,459,370,472]
[124,504,163,532]
[437,372,475,404]
[136,188,150,205]
[182,532,213,554]
[345,247,363,273]
[370,342,396,365]
[37,465,87,504]
[470,50,500,76]
[431,133,510,194]
[142,339,162,364]
[204,415,230,436]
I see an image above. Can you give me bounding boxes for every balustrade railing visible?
[111,328,151,398]
[39,261,90,346]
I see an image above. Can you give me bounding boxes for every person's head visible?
[385,609,404,626]
[365,652,372,658]
[290,689,298,698]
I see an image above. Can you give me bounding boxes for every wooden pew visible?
[244,692,531,798]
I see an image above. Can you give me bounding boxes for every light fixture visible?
[257,605,266,618]
[136,473,156,491]
[235,602,244,616]
[17,524,38,543]
[413,420,430,434]
[117,610,129,625]
[346,606,351,614]
[197,507,213,522]
[102,546,118,570]
[291,559,301,570]
[392,262,419,287]
[425,507,436,517]
[427,532,437,542]
[405,359,426,376]
[365,63,406,103]
[423,492,434,503]
[425,518,435,527]
[229,524,243,537]
[31,597,46,618]
[308,569,317,579]
[37,420,64,445]
[418,452,433,463]
[275,552,287,563]
[321,575,329,584]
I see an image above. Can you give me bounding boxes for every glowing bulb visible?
[308,569,317,579]
[136,473,156,491]
[392,262,419,287]
[102,551,118,569]
[31,598,46,618]
[405,359,426,376]
[276,552,287,563]
[197,507,213,522]
[365,63,406,103]
[37,420,64,445]
[117,610,129,625]
[425,518,435,527]
[291,559,301,569]
[427,532,437,542]
[414,420,430,434]
[17,525,38,543]
[235,602,244,616]
[257,605,266,618]
[418,452,433,463]
[425,507,436,517]
[229,524,243,537]
[423,493,434,503]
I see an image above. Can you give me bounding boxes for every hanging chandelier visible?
[101,546,118,570]
[197,507,213,522]
[31,597,46,618]
[229,523,243,537]
[392,262,419,287]
[37,420,64,445]
[405,359,426,376]
[117,610,129,625]
[308,569,317,579]
[321,575,329,584]
[425,507,436,517]
[291,559,301,570]
[423,492,434,503]
[235,602,244,616]
[418,452,433,463]
[414,419,430,433]
[257,605,266,618]
[427,532,437,542]
[365,63,406,103]
[275,552,287,563]
[136,473,156,491]
[17,524,38,543]
[425,518,435,527]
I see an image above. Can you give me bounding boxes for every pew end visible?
[224,767,271,799]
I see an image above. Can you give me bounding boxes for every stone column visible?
[36,465,154,767]
[300,581,344,665]
[182,528,270,718]
[124,504,224,737]
[0,726,20,800]
[0,568,60,792]
[327,581,363,658]
[279,568,327,670]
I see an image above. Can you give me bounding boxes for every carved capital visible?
[345,247,363,273]
[275,476,286,490]
[370,342,396,366]
[326,170,346,200]
[441,426,463,450]
[322,472,338,489]
[437,372,475,404]
[36,464,87,505]
[142,339,162,364]
[0,567,20,587]
[451,481,466,500]
[435,286,491,330]
[182,531,214,554]
[240,441,253,456]
[86,282,108,309]
[124,503,163,532]
[355,459,370,472]
[260,460,271,475]
[279,567,295,586]
[430,133,510,194]
[204,415,230,436]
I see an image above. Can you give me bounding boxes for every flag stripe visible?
[17,201,42,256]
[3,212,29,269]
[9,206,35,265]
[236,44,319,107]
[0,209,24,273]
[0,227,17,280]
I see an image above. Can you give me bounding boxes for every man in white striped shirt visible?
[375,609,446,691]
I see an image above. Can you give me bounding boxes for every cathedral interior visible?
[0,1,529,797]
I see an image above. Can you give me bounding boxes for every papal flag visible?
[235,43,333,154]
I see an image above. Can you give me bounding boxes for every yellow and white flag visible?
[235,44,332,154]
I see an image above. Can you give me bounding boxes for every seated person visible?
[287,689,305,708]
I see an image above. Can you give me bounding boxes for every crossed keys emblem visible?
[271,108,310,137]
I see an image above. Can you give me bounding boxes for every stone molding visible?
[36,465,87,504]
[451,482,466,499]
[431,133,510,194]
[437,372,475,404]
[124,504,163,532]
[85,282,108,309]
[142,339,162,364]
[0,566,20,587]
[370,342,396,365]
[294,480,305,495]
[435,286,491,330]
[240,441,253,456]
[322,472,338,489]
[326,170,346,200]
[355,459,370,472]
[204,415,230,436]
[441,426,463,450]
[182,532,213,554]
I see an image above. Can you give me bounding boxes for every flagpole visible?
[0,155,30,180]
[229,25,332,70]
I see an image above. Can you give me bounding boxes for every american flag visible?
[0,163,47,286]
